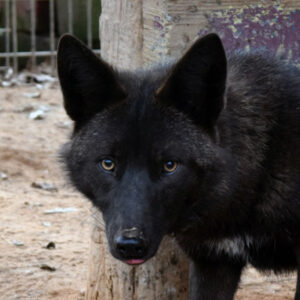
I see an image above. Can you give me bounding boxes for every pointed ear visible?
[156,33,227,128]
[57,34,126,124]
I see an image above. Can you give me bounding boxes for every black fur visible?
[57,33,300,299]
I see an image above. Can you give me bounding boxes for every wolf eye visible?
[163,161,178,173]
[100,159,115,172]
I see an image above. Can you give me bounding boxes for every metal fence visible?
[0,0,100,76]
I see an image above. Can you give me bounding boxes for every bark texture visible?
[85,209,189,300]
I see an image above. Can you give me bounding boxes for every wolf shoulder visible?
[222,51,300,152]
[226,50,300,111]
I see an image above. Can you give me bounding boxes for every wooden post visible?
[86,1,192,299]
[86,210,189,300]
[86,1,300,299]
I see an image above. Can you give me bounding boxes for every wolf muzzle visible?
[114,228,148,264]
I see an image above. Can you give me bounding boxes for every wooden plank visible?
[99,0,143,69]
[143,0,300,65]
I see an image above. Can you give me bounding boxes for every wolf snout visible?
[114,228,148,263]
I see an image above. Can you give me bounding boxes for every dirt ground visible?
[0,85,297,300]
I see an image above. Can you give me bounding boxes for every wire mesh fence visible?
[0,0,101,77]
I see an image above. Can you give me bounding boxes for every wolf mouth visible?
[124,259,146,265]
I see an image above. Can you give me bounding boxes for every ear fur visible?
[57,34,126,125]
[156,33,227,128]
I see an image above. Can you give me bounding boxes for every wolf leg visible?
[189,259,244,300]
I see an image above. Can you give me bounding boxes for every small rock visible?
[40,264,56,272]
[29,110,45,120]
[42,221,51,227]
[33,74,55,83]
[23,91,41,99]
[44,207,78,214]
[31,181,58,192]
[56,121,72,129]
[38,105,51,112]
[36,84,44,90]
[45,241,56,249]
[13,240,24,246]
[1,172,8,180]
[2,81,13,87]
[4,67,13,80]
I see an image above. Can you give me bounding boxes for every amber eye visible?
[100,159,115,172]
[163,161,178,173]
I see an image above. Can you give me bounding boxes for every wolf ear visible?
[57,34,126,124]
[156,33,227,128]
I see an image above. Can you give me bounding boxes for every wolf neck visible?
[217,55,274,175]
[181,55,280,238]
[198,52,295,238]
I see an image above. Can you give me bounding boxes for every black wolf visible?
[57,33,300,299]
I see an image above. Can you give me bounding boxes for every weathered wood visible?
[99,0,300,71]
[86,209,189,300]
[143,0,300,65]
[99,0,143,69]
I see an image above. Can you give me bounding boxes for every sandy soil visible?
[0,85,296,300]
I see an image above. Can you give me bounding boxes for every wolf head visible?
[57,33,229,264]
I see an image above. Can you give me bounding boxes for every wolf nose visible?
[115,235,147,259]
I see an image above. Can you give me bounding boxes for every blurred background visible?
[0,0,101,79]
